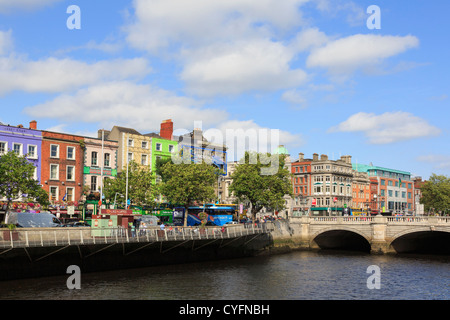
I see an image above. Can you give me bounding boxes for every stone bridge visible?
[270,216,450,254]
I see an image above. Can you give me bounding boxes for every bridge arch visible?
[311,227,372,253]
[389,227,450,254]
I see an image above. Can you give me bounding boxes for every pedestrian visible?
[160,222,165,231]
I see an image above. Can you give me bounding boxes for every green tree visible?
[420,174,450,215]
[0,150,49,214]
[229,151,293,220]
[157,161,220,226]
[103,161,156,208]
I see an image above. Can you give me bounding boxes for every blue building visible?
[0,120,42,183]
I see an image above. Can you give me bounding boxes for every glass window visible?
[104,153,110,167]
[67,146,75,159]
[50,164,59,180]
[0,142,6,154]
[66,187,74,202]
[50,144,59,158]
[168,145,174,152]
[142,141,148,149]
[67,166,75,181]
[50,186,58,202]
[13,143,22,155]
[91,176,97,191]
[156,143,162,151]
[91,151,98,166]
[28,145,37,158]
[141,154,147,165]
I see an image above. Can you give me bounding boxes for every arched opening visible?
[313,230,371,253]
[391,231,450,254]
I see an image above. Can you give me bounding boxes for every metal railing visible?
[0,223,273,249]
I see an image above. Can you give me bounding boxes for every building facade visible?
[353,164,415,214]
[41,130,84,204]
[0,121,42,184]
[291,153,312,215]
[83,133,119,194]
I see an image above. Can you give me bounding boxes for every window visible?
[50,144,59,158]
[128,152,133,162]
[50,164,59,180]
[168,145,174,152]
[381,179,385,186]
[156,143,162,151]
[388,190,393,197]
[141,154,148,165]
[67,166,75,181]
[13,143,22,155]
[142,141,148,149]
[91,176,97,191]
[104,153,110,167]
[67,146,75,160]
[91,151,98,166]
[128,139,133,147]
[0,142,6,155]
[50,186,58,202]
[27,145,37,159]
[66,187,74,202]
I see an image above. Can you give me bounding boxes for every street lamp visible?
[113,193,124,209]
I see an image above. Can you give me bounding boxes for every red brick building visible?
[41,131,84,204]
[291,153,312,213]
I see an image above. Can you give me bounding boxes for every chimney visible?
[313,153,319,161]
[298,153,304,161]
[321,154,328,161]
[29,120,37,130]
[160,119,173,140]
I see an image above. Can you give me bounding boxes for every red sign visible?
[333,197,338,202]
[312,199,316,206]
[103,209,133,215]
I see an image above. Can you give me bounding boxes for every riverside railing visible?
[0,223,273,249]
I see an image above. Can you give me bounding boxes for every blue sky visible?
[0,0,449,179]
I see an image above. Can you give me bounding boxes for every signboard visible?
[333,197,338,203]
[67,206,75,215]
[103,209,133,215]
[239,204,243,214]
[312,199,316,206]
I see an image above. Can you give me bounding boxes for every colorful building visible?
[83,132,119,193]
[105,126,152,174]
[353,163,414,214]
[291,153,312,215]
[41,130,84,204]
[0,121,42,184]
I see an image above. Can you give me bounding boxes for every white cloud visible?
[329,111,441,144]
[23,81,228,133]
[180,40,308,96]
[126,0,308,53]
[0,56,150,95]
[281,89,308,108]
[307,34,419,75]
[416,155,450,170]
[0,30,13,55]
[0,0,63,13]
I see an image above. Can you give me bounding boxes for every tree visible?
[157,161,220,226]
[229,151,293,220]
[0,150,49,214]
[420,174,450,215]
[103,161,156,208]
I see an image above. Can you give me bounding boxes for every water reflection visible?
[0,251,448,300]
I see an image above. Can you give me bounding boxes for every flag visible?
[62,193,67,201]
[398,178,402,188]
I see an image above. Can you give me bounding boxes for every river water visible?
[0,250,448,300]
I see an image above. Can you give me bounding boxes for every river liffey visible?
[0,250,448,301]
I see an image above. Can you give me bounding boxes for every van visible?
[5,211,63,228]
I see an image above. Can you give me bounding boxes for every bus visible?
[185,205,234,226]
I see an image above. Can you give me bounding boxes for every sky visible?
[0,0,449,179]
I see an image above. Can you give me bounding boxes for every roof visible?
[112,126,141,135]
[274,145,289,155]
[352,163,411,175]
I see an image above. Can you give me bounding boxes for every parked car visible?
[66,221,90,227]
[5,211,63,228]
